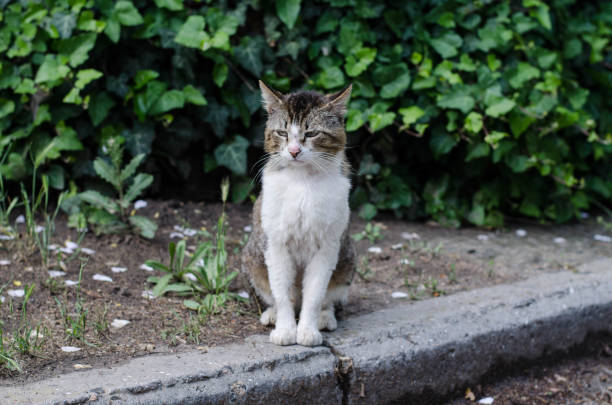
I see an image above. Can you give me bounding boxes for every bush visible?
[0,0,610,227]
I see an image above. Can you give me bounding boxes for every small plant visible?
[356,256,373,281]
[12,284,45,356]
[183,315,202,344]
[93,304,110,336]
[352,222,383,244]
[448,263,458,284]
[0,153,18,229]
[74,137,157,238]
[55,259,90,343]
[424,277,446,297]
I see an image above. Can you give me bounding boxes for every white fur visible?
[261,150,350,346]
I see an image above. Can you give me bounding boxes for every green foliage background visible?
[1,0,611,227]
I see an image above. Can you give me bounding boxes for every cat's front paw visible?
[270,327,296,346]
[296,324,323,346]
[260,307,276,326]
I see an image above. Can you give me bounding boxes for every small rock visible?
[65,280,78,286]
[48,270,66,278]
[16,215,25,224]
[391,291,409,299]
[594,234,612,243]
[61,346,81,352]
[139,263,154,272]
[237,290,250,299]
[477,234,489,241]
[515,229,527,237]
[7,289,24,298]
[553,237,566,244]
[65,241,78,250]
[391,243,404,250]
[401,232,420,240]
[0,259,10,266]
[111,266,127,273]
[134,200,148,210]
[74,364,92,370]
[368,246,382,254]
[478,397,494,404]
[81,248,95,255]
[141,290,155,299]
[93,274,113,282]
[111,319,130,329]
[138,343,155,352]
[169,232,184,239]
[0,235,14,240]
[244,225,253,233]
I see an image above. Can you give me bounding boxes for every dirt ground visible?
[0,200,611,386]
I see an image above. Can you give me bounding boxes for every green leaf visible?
[34,55,70,83]
[134,70,159,90]
[373,63,411,99]
[79,190,118,213]
[465,143,490,161]
[214,136,249,175]
[174,16,209,50]
[34,126,83,167]
[464,112,483,133]
[358,203,377,220]
[429,32,463,58]
[0,153,27,180]
[152,274,173,297]
[94,157,118,187]
[430,131,457,158]
[508,63,540,89]
[485,98,516,118]
[129,215,157,239]
[120,153,146,182]
[114,1,143,26]
[484,131,508,148]
[368,111,396,132]
[51,12,77,39]
[398,106,425,127]
[183,85,207,106]
[345,47,377,77]
[231,179,254,203]
[57,33,97,67]
[436,88,475,114]
[509,112,535,137]
[89,91,116,126]
[149,90,185,115]
[213,63,228,87]
[317,66,346,89]
[126,122,154,157]
[276,0,301,29]
[346,109,365,132]
[505,154,531,173]
[234,37,265,77]
[125,173,153,203]
[0,99,15,119]
[75,69,103,89]
[154,0,183,11]
[183,299,201,310]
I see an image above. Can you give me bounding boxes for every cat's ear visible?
[323,84,352,116]
[259,80,284,114]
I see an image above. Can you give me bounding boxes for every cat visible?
[240,81,356,346]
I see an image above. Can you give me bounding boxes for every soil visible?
[0,200,611,386]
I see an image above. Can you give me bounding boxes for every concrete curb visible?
[2,258,611,404]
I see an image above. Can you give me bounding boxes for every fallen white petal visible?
[478,397,494,404]
[169,232,184,239]
[553,237,566,244]
[61,346,81,352]
[244,225,253,233]
[65,241,78,250]
[65,280,78,286]
[515,229,527,237]
[237,290,250,299]
[594,234,612,243]
[0,235,14,240]
[29,330,43,339]
[134,200,148,210]
[173,225,183,231]
[182,228,197,237]
[16,215,25,224]
[93,274,113,282]
[399,258,410,265]
[0,259,10,266]
[8,289,24,298]
[391,291,409,299]
[141,290,155,299]
[35,225,44,233]
[477,234,489,241]
[80,248,95,255]
[185,273,197,281]
[391,243,404,250]
[401,232,420,240]
[111,266,127,273]
[139,263,154,272]
[48,270,66,278]
[0,296,5,303]
[59,247,74,254]
[47,244,59,251]
[368,246,382,254]
[196,258,204,267]
[111,319,130,329]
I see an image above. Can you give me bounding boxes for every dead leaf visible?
[465,387,476,401]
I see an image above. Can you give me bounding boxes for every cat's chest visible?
[261,169,349,242]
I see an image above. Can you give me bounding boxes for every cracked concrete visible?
[1,258,611,404]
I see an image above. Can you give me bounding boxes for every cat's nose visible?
[288,145,301,158]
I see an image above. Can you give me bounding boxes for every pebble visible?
[8,289,24,297]
[478,398,494,404]
[111,266,127,273]
[391,243,404,250]
[368,246,382,254]
[0,235,14,240]
[16,215,25,224]
[0,259,10,266]
[134,200,148,209]
[477,234,489,241]
[111,319,130,329]
[61,346,81,352]
[594,234,612,243]
[141,290,155,299]
[553,237,566,244]
[391,291,409,299]
[65,241,79,250]
[244,225,253,233]
[401,232,420,240]
[238,290,250,299]
[93,274,113,282]
[65,280,79,286]
[515,229,527,237]
[48,270,66,278]
[81,248,95,255]
[139,263,154,272]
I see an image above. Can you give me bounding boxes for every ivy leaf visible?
[346,109,365,132]
[153,0,183,11]
[484,131,508,149]
[0,99,15,119]
[88,92,115,126]
[345,47,377,77]
[202,100,230,137]
[231,178,254,203]
[398,106,425,127]
[429,32,463,58]
[373,63,411,99]
[149,90,185,115]
[464,112,483,133]
[34,125,83,167]
[213,63,228,87]
[51,12,77,39]
[317,66,346,89]
[430,131,457,158]
[276,0,301,29]
[57,33,97,67]
[234,36,265,77]
[508,63,540,89]
[368,112,395,132]
[465,143,490,161]
[214,136,249,175]
[125,122,154,157]
[34,55,70,83]
[174,16,210,50]
[509,112,535,137]
[485,98,516,118]
[75,69,103,89]
[183,85,207,106]
[114,1,143,26]
[134,70,159,90]
[436,87,475,114]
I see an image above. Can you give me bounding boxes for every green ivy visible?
[0,0,611,227]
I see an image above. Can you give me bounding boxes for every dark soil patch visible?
[0,200,610,385]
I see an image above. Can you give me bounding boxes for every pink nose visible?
[288,145,301,158]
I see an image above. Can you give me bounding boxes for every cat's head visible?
[259,81,351,169]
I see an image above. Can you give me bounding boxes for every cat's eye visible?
[274,130,288,138]
[304,131,320,138]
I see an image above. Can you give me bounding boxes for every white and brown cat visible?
[241,81,355,346]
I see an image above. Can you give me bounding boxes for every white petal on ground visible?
[399,258,410,265]
[594,234,612,243]
[35,225,44,233]
[182,228,197,237]
[111,266,127,273]
[368,246,382,254]
[47,244,59,251]
[169,232,184,239]
[16,215,25,224]
[139,263,154,272]
[65,241,78,250]
[0,296,5,303]
[0,259,10,266]
[141,290,155,299]
[61,346,81,352]
[0,235,14,240]
[93,274,113,282]
[553,237,566,244]
[477,234,489,241]
[8,289,24,297]
[237,290,250,299]
[244,225,253,233]
[580,212,589,219]
[173,225,183,231]
[185,273,197,281]
[391,291,409,299]
[111,319,130,329]
[196,258,204,267]
[59,247,74,254]
[48,270,66,278]
[401,232,420,240]
[65,280,78,286]
[134,200,148,209]
[478,397,494,404]
[391,243,404,250]
[29,330,43,339]
[515,229,527,237]
[81,248,95,255]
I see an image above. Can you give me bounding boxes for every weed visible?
[13,284,45,356]
[55,259,90,343]
[356,256,373,281]
[0,327,20,372]
[0,153,18,229]
[44,277,64,295]
[448,263,458,284]
[424,277,446,297]
[93,304,110,336]
[487,260,495,277]
[352,222,383,244]
[183,315,202,344]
